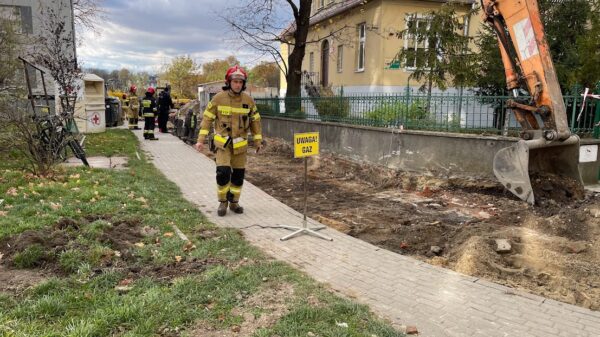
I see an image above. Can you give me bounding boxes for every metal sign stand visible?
[280,157,332,241]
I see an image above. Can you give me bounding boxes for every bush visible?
[313,88,350,122]
[366,99,429,127]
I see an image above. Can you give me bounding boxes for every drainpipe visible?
[68,0,78,68]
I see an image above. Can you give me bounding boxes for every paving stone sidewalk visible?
[137,130,600,337]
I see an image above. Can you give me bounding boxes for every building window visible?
[0,5,32,34]
[337,45,343,73]
[403,15,430,70]
[356,23,366,71]
[309,52,315,73]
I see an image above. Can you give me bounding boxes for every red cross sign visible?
[91,112,101,126]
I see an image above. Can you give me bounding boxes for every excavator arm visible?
[481,0,583,204]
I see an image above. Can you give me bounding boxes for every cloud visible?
[78,0,276,72]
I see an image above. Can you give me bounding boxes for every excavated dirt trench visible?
[206,137,600,310]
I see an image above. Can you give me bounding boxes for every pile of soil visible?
[0,215,224,294]
[0,216,144,272]
[530,172,585,206]
[241,137,600,310]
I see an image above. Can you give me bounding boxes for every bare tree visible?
[0,18,54,174]
[32,0,83,115]
[222,0,354,104]
[72,0,106,33]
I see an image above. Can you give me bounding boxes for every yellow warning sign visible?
[294,132,319,158]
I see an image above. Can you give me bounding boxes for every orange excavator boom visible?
[481,0,583,204]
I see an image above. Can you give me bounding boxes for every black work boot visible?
[229,202,244,214]
[149,135,159,140]
[217,201,228,216]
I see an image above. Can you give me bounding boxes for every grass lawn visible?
[0,129,405,337]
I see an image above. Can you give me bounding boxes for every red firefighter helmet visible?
[129,85,137,94]
[146,87,155,95]
[225,65,248,83]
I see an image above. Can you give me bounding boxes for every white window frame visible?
[356,23,366,72]
[403,14,431,71]
[337,44,344,73]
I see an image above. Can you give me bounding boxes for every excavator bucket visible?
[493,136,583,205]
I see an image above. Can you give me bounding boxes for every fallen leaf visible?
[163,232,174,238]
[175,256,182,263]
[69,174,80,179]
[127,192,135,199]
[71,187,80,191]
[0,211,7,217]
[94,191,99,196]
[118,278,133,286]
[183,241,196,252]
[115,285,132,293]
[50,202,62,210]
[90,198,97,203]
[6,187,17,196]
[141,226,159,237]
[135,197,147,203]
[336,322,349,328]
[4,204,13,209]
[134,242,145,248]
[114,250,122,257]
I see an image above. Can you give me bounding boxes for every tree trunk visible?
[426,76,433,114]
[284,0,312,114]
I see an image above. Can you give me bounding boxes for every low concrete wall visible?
[262,117,600,184]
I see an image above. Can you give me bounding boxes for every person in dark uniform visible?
[157,84,174,133]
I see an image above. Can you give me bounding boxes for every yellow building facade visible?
[280,0,479,95]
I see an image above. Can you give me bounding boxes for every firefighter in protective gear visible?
[194,65,262,216]
[142,87,159,140]
[127,85,141,130]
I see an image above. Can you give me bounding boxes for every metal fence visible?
[255,92,600,138]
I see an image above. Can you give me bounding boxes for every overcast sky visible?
[78,0,283,73]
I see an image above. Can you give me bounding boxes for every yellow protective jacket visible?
[197,90,262,153]
[128,94,140,118]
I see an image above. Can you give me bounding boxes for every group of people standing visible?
[122,84,174,140]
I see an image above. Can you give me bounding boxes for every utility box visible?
[74,74,106,133]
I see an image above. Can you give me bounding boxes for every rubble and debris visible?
[494,239,512,254]
[235,137,600,310]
